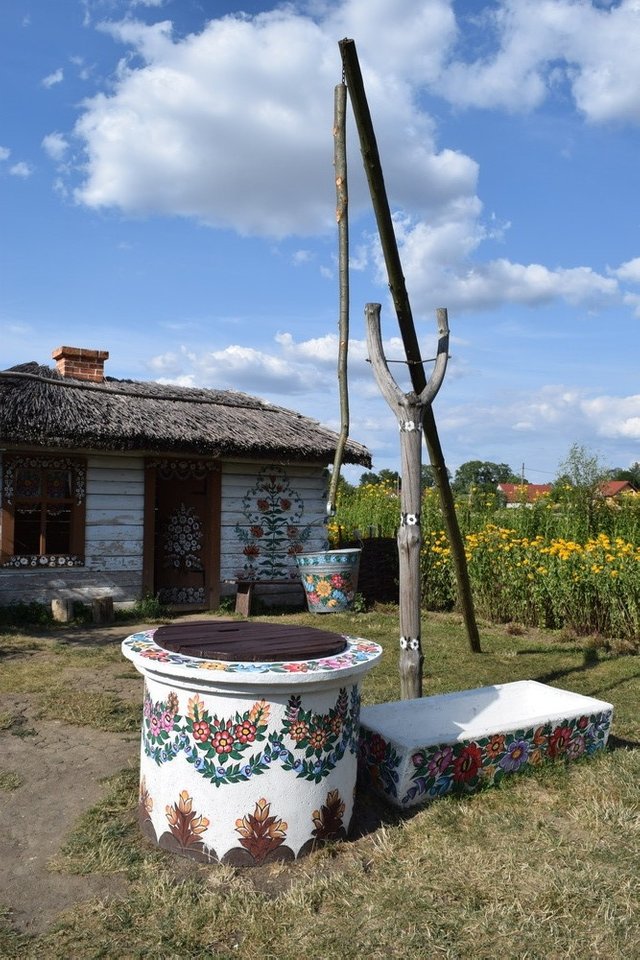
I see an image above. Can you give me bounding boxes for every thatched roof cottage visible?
[0,346,370,611]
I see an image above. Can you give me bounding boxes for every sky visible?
[2,0,640,485]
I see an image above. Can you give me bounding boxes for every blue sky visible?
[2,0,640,484]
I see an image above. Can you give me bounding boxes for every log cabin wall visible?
[0,451,145,607]
[0,453,329,608]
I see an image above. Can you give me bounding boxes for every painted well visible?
[359,680,613,809]
[122,625,381,863]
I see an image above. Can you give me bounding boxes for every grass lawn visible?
[1,609,639,959]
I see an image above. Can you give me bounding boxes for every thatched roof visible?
[0,363,371,466]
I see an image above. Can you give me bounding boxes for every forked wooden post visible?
[366,302,449,699]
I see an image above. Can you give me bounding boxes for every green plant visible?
[0,602,53,627]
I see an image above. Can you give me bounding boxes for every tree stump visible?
[52,598,74,623]
[92,596,114,625]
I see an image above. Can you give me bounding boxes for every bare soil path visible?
[0,622,149,934]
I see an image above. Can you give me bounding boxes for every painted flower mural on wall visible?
[234,467,314,579]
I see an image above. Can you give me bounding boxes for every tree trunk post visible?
[366,303,449,698]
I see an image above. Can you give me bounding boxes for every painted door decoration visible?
[153,461,217,605]
[234,466,315,580]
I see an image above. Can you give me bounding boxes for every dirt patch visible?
[0,622,152,934]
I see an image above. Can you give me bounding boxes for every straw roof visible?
[0,362,371,466]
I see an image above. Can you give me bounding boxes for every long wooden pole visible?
[339,37,481,653]
[327,82,350,514]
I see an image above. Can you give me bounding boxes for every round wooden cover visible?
[153,620,348,662]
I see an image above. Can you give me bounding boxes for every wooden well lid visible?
[153,620,348,662]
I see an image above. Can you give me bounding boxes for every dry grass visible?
[0,611,639,959]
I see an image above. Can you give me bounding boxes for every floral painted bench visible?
[358,680,613,809]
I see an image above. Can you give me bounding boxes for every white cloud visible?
[613,256,640,284]
[9,161,34,178]
[149,342,320,395]
[42,68,64,88]
[0,146,10,161]
[463,384,640,444]
[72,2,476,238]
[42,132,69,162]
[582,394,640,440]
[377,211,617,314]
[65,0,636,317]
[436,0,640,124]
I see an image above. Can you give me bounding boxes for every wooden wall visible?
[0,453,329,608]
[219,461,330,585]
[0,453,145,607]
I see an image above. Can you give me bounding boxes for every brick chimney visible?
[52,346,109,382]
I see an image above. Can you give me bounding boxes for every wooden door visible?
[144,461,220,609]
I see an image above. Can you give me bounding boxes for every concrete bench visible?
[358,680,613,809]
[234,579,305,617]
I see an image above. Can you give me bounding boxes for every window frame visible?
[1,454,86,568]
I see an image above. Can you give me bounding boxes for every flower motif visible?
[248,699,270,725]
[166,692,179,714]
[192,720,211,743]
[308,728,328,751]
[288,720,310,743]
[485,735,506,760]
[161,711,175,732]
[165,790,209,847]
[548,725,573,758]
[452,743,482,782]
[566,735,586,759]
[187,693,206,721]
[499,738,529,772]
[235,721,257,744]
[367,733,388,764]
[211,730,235,755]
[427,746,454,778]
[139,776,153,817]
[235,798,288,864]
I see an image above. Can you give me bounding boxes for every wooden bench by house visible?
[234,579,306,616]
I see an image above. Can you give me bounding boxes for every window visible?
[1,455,86,567]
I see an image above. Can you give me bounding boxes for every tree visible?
[555,443,606,491]
[421,464,450,489]
[359,469,400,488]
[553,444,609,537]
[452,460,522,494]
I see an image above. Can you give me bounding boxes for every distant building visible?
[598,480,636,499]
[497,483,553,508]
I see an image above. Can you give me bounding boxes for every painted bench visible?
[358,680,613,809]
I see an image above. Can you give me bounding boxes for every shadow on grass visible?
[608,733,640,752]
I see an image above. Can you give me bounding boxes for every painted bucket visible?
[296,548,362,613]
[121,621,382,864]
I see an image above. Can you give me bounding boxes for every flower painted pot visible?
[296,548,362,613]
[122,620,381,864]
